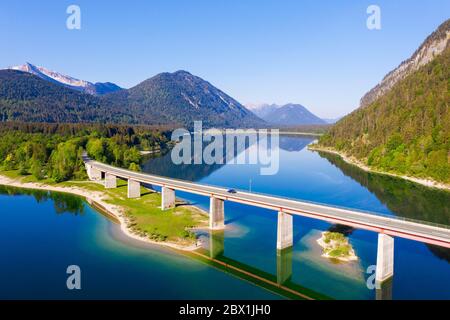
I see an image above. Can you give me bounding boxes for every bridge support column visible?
[277,247,293,285]
[127,179,141,198]
[86,164,102,181]
[104,173,117,189]
[161,187,175,210]
[277,211,293,250]
[209,197,224,230]
[209,230,225,259]
[376,233,394,284]
[376,277,393,300]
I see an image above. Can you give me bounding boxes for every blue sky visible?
[1,0,449,118]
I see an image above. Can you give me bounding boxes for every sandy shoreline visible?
[308,145,450,192]
[0,174,206,252]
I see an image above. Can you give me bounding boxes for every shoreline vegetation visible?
[308,144,450,192]
[0,171,209,251]
[316,231,358,262]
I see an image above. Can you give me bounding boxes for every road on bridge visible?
[84,155,450,248]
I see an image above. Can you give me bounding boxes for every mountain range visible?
[0,67,264,128]
[319,19,450,183]
[1,63,329,128]
[247,103,326,126]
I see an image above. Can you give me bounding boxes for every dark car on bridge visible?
[227,189,237,194]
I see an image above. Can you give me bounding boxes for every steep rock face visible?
[360,19,449,108]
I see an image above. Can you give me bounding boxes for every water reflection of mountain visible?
[0,185,85,215]
[279,135,315,152]
[142,134,258,181]
[318,152,450,261]
[141,150,225,181]
[142,134,314,181]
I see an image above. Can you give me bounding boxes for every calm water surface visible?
[1,135,449,299]
[0,187,281,299]
[141,135,450,299]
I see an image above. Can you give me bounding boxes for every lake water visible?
[141,134,450,300]
[0,186,281,299]
[0,134,449,299]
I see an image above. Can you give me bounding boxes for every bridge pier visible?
[209,197,224,230]
[376,233,394,284]
[127,179,141,198]
[161,186,175,210]
[104,173,117,189]
[277,247,293,285]
[376,277,393,300]
[86,164,102,181]
[209,230,225,259]
[277,211,293,250]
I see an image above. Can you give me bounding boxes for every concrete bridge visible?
[83,154,450,286]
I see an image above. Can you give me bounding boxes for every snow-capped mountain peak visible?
[6,62,122,95]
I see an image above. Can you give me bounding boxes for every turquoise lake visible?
[1,135,449,299]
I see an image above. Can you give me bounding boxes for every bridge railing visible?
[176,178,450,230]
[148,173,450,231]
[232,187,450,230]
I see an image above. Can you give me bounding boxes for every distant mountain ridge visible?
[247,103,326,126]
[0,68,264,128]
[360,19,450,108]
[246,103,279,119]
[6,63,122,95]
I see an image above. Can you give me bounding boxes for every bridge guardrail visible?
[229,187,450,230]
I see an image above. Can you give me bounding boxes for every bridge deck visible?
[84,155,450,248]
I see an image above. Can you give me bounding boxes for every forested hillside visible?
[0,123,170,182]
[319,44,449,183]
[0,70,133,123]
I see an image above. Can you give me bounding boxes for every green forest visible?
[0,122,170,182]
[319,45,450,183]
